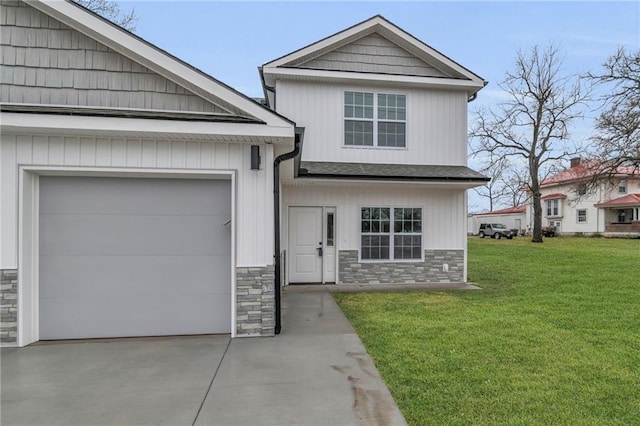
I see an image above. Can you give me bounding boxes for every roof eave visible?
[261,67,485,92]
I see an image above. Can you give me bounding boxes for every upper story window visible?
[577,184,587,196]
[344,91,406,148]
[618,180,627,193]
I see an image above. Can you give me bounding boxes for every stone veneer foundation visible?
[236,265,275,337]
[338,250,464,284]
[1,270,18,344]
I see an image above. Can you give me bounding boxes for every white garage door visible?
[39,176,232,340]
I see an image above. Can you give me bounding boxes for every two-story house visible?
[525,158,640,236]
[261,16,488,286]
[1,3,486,347]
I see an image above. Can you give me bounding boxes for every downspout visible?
[273,128,303,335]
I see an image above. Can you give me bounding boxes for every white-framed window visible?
[546,199,560,217]
[344,91,406,148]
[577,184,587,195]
[360,207,422,260]
[577,209,587,223]
[618,180,627,193]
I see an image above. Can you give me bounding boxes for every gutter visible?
[468,80,489,102]
[273,127,304,334]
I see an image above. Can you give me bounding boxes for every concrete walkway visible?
[1,287,406,426]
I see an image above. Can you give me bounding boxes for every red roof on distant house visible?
[476,205,527,216]
[540,160,639,187]
[541,193,567,200]
[595,194,640,208]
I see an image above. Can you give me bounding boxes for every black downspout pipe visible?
[273,128,303,334]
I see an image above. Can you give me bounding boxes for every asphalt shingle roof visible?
[298,161,489,182]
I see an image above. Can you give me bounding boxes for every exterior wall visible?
[275,80,468,168]
[0,269,17,344]
[0,1,227,113]
[295,33,449,78]
[0,133,274,268]
[339,249,463,284]
[0,132,276,344]
[283,182,468,283]
[283,182,467,251]
[236,266,275,336]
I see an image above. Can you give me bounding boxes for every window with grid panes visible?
[344,92,406,147]
[361,207,422,260]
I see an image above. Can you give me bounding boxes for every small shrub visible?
[590,232,602,238]
[575,232,584,237]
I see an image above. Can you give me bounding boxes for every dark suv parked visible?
[478,223,514,239]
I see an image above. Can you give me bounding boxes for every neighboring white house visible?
[525,158,640,236]
[469,205,527,235]
[261,15,488,286]
[1,4,487,346]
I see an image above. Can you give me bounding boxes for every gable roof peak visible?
[262,14,486,92]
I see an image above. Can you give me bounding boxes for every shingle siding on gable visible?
[0,0,227,113]
[294,34,450,77]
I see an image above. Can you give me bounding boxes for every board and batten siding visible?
[275,80,468,166]
[282,183,467,251]
[0,134,274,268]
[0,0,230,114]
[294,33,450,78]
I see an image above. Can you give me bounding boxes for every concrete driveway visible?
[1,287,406,426]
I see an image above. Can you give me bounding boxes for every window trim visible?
[618,180,627,194]
[343,91,408,150]
[576,209,587,223]
[577,183,587,196]
[359,205,424,263]
[545,198,561,217]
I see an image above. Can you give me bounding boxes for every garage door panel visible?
[40,177,231,216]
[40,293,230,339]
[39,176,232,340]
[39,255,231,298]
[40,214,231,256]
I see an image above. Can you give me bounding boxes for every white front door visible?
[289,207,323,283]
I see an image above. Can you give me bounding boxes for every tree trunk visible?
[531,181,543,243]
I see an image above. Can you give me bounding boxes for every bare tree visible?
[501,167,530,208]
[470,45,589,242]
[589,48,640,173]
[472,152,530,211]
[73,0,138,31]
[472,154,510,212]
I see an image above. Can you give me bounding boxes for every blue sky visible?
[120,1,639,210]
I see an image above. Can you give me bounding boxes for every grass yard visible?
[333,237,640,425]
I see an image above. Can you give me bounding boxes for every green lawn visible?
[333,237,640,425]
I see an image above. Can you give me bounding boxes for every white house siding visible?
[0,133,276,344]
[275,80,468,166]
[294,33,449,78]
[0,1,229,113]
[0,133,274,268]
[283,182,468,283]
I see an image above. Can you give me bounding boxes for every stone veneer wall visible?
[1,270,18,344]
[236,266,275,337]
[338,250,464,284]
